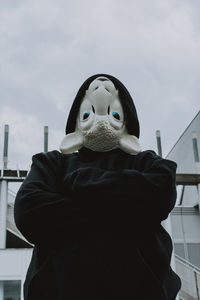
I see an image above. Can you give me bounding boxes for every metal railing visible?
[175,255,200,300]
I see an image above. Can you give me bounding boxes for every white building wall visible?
[0,249,32,300]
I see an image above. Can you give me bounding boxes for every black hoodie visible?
[14,74,181,300]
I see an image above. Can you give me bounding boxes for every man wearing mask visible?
[14,74,181,299]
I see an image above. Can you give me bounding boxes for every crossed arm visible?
[14,150,177,244]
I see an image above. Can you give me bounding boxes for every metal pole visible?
[180,207,189,262]
[192,132,200,211]
[156,130,162,157]
[44,126,48,153]
[20,279,24,300]
[194,270,200,300]
[156,130,179,299]
[0,281,4,300]
[0,180,8,248]
[155,131,177,271]
[3,124,9,170]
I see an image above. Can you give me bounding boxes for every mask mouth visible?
[82,118,124,152]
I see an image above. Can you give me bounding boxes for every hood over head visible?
[60,74,141,155]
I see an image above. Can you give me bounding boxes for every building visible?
[167,110,200,300]
[0,182,32,300]
[0,125,49,300]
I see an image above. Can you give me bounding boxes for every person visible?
[14,74,181,299]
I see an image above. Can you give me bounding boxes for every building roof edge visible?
[166,110,200,158]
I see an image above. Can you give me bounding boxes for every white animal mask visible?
[60,76,141,155]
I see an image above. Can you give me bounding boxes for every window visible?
[0,280,21,300]
[174,243,185,259]
[174,242,200,268]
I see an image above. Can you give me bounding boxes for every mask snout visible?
[88,86,112,116]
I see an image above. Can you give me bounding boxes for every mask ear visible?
[59,131,84,154]
[119,134,141,155]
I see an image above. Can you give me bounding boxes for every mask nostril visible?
[98,78,109,81]
[92,105,95,113]
[107,106,110,114]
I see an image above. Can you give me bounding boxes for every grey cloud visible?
[0,0,199,168]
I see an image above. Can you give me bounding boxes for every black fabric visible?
[65,74,140,138]
[14,149,181,299]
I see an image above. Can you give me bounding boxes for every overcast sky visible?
[0,0,200,171]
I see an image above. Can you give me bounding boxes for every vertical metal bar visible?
[156,130,162,157]
[156,131,177,275]
[0,281,4,300]
[192,132,200,214]
[20,279,24,300]
[178,185,185,206]
[180,207,189,262]
[0,180,8,248]
[44,126,48,153]
[194,271,200,300]
[3,124,9,170]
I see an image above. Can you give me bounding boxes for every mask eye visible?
[83,112,90,120]
[112,112,120,120]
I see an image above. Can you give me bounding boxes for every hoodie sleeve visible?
[70,150,177,223]
[14,151,80,245]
